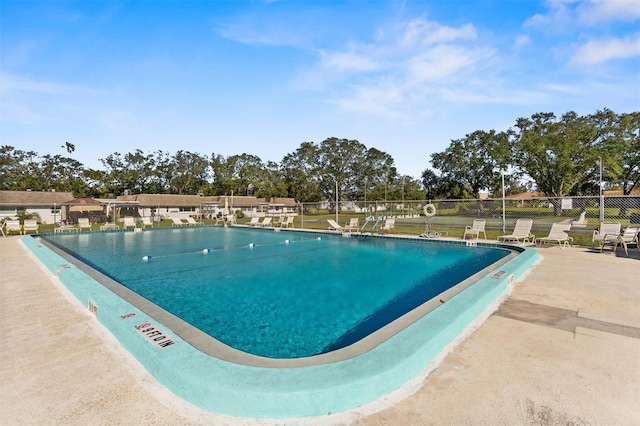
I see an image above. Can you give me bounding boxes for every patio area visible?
[1,235,638,425]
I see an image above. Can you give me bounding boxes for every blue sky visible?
[2,0,639,180]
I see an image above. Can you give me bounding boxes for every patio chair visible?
[22,219,39,235]
[344,218,359,233]
[379,217,396,234]
[257,217,271,227]
[100,222,120,231]
[327,219,345,232]
[605,227,639,257]
[77,218,92,231]
[4,220,21,236]
[571,211,587,227]
[141,217,153,228]
[172,217,187,227]
[246,217,261,226]
[185,217,202,226]
[123,216,138,229]
[536,223,573,248]
[498,218,535,244]
[225,214,237,225]
[462,219,486,240]
[592,222,621,248]
[280,216,295,228]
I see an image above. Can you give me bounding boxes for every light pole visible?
[501,170,506,233]
[402,177,405,217]
[334,177,339,224]
[364,177,367,215]
[598,156,604,222]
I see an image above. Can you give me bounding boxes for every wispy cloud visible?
[1,73,101,96]
[304,18,492,118]
[576,0,640,24]
[571,32,640,64]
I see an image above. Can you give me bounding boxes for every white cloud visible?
[320,50,380,72]
[525,0,640,29]
[399,19,477,47]
[1,73,101,96]
[304,18,491,117]
[576,0,640,24]
[514,35,531,49]
[571,33,640,64]
[406,45,486,83]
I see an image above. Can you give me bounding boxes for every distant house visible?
[116,194,299,219]
[0,190,75,224]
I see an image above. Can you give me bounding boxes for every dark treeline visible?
[1,109,638,202]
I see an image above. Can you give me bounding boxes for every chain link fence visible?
[296,196,640,244]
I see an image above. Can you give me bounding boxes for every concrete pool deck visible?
[1,235,639,424]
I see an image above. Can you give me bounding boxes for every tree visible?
[281,138,396,207]
[0,146,45,191]
[511,112,599,214]
[168,151,210,195]
[429,130,507,199]
[39,154,87,194]
[599,110,640,196]
[420,168,471,200]
[211,153,269,196]
[281,142,323,202]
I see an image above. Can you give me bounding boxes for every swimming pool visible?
[24,227,538,418]
[42,227,509,360]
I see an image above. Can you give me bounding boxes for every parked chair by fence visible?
[462,219,486,240]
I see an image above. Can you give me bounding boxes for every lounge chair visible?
[4,220,21,236]
[185,217,202,226]
[141,217,153,228]
[462,219,486,240]
[498,218,535,244]
[280,216,295,228]
[246,217,261,227]
[257,217,271,227]
[592,222,621,248]
[327,219,345,232]
[344,218,359,233]
[604,227,639,257]
[22,219,39,235]
[379,217,396,234]
[123,216,138,229]
[570,211,587,227]
[77,218,92,231]
[100,222,120,231]
[172,217,187,227]
[536,223,573,248]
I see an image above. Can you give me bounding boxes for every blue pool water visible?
[44,227,509,359]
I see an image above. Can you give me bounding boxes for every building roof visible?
[0,190,76,207]
[116,194,298,207]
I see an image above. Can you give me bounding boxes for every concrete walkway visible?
[1,236,639,425]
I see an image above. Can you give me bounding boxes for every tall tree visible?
[281,142,323,202]
[39,154,87,194]
[168,150,210,195]
[511,111,599,214]
[430,130,507,198]
[281,138,396,206]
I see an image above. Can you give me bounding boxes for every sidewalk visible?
[1,236,639,425]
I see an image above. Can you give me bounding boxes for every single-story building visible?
[0,190,75,224]
[115,194,299,219]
